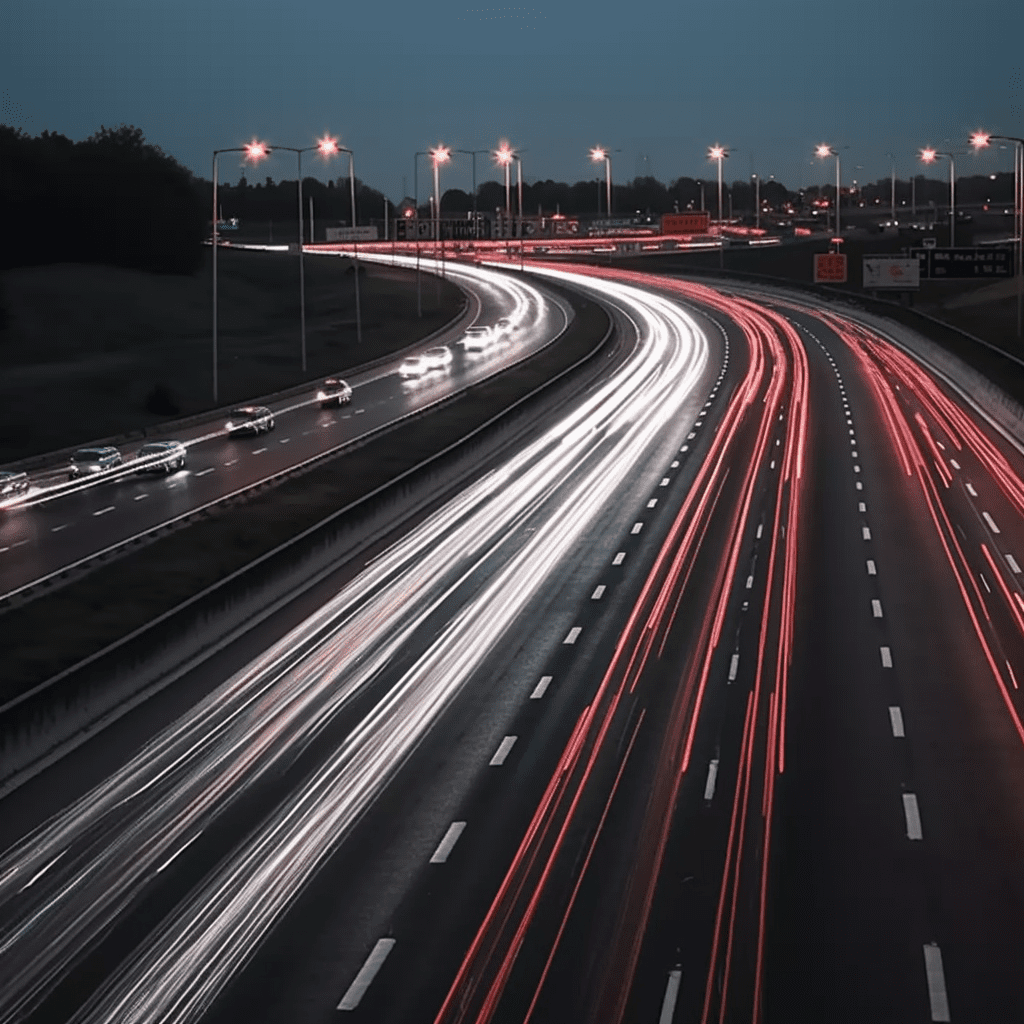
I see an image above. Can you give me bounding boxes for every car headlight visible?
[225,422,233,431]
[316,391,326,400]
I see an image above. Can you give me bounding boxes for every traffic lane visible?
[0,287,573,595]
[772,305,1024,1023]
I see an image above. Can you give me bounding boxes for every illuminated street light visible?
[590,146,613,218]
[815,144,842,236]
[431,144,450,270]
[211,139,269,403]
[972,129,1024,336]
[920,146,956,246]
[495,143,515,224]
[707,145,728,226]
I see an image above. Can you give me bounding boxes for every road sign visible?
[814,252,847,283]
[661,212,711,234]
[910,246,1013,279]
[863,257,920,289]
[922,237,937,249]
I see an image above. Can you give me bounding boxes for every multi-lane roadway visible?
[1,257,1024,1024]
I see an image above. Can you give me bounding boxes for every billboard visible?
[814,252,847,283]
[661,212,711,234]
[326,226,379,242]
[862,257,920,289]
[910,246,1013,279]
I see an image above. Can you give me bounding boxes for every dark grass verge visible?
[0,289,611,705]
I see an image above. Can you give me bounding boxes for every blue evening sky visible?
[2,0,1020,199]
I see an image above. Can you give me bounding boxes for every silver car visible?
[399,355,429,378]
[68,446,123,479]
[134,440,187,474]
[317,379,353,408]
[423,346,453,370]
[226,406,275,435]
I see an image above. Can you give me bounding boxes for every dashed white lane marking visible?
[859,502,866,512]
[903,793,923,840]
[531,675,552,699]
[134,493,149,501]
[658,968,683,1024]
[1007,554,1021,574]
[224,459,238,466]
[756,524,764,539]
[51,524,68,532]
[703,760,720,802]
[278,438,290,444]
[195,467,215,477]
[872,600,883,618]
[862,526,872,541]
[867,559,877,575]
[770,460,776,470]
[631,522,644,535]
[922,943,951,1021]
[854,465,861,474]
[252,447,268,454]
[856,481,863,491]
[983,512,1001,534]
[950,459,960,470]
[647,499,658,509]
[337,938,397,1010]
[671,460,679,468]
[93,506,115,517]
[728,653,740,682]
[591,585,606,600]
[613,552,626,566]
[430,821,467,862]
[880,646,893,668]
[489,736,517,766]
[0,546,7,553]
[687,432,696,440]
[660,477,670,487]
[889,706,905,737]
[966,482,977,496]
[849,428,855,435]
[564,626,582,645]
[681,445,689,453]
[746,575,754,589]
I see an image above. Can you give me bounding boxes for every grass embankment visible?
[0,293,610,703]
[0,248,463,461]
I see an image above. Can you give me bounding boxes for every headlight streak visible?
[0,268,710,1022]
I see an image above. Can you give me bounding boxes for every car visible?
[0,470,29,498]
[134,440,187,474]
[68,446,123,479]
[461,326,495,351]
[423,346,453,370]
[317,378,353,407]
[226,406,275,435]
[399,355,429,378]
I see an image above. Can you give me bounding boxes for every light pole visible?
[454,148,489,239]
[413,150,430,316]
[495,143,515,235]
[972,130,1024,336]
[920,146,956,246]
[752,174,760,230]
[212,140,269,404]
[430,144,450,275]
[886,152,897,224]
[708,145,728,226]
[337,144,363,344]
[590,146,613,219]
[272,136,340,373]
[815,144,842,236]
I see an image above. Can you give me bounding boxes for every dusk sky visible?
[3,0,1020,200]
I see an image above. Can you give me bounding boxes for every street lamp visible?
[454,148,490,239]
[972,130,1024,336]
[336,142,363,345]
[271,135,341,373]
[920,146,956,246]
[590,146,613,218]
[815,144,842,236]
[212,139,269,404]
[430,144,450,275]
[886,152,897,224]
[752,173,760,230]
[495,143,515,233]
[708,145,728,225]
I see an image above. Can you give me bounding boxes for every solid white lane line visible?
[863,526,872,541]
[133,494,149,501]
[966,482,978,496]
[338,938,397,1010]
[950,459,960,470]
[612,552,625,565]
[647,499,658,508]
[983,512,1001,534]
[430,821,467,862]
[1007,554,1021,574]
[746,575,754,589]
[880,646,893,668]
[591,585,606,600]
[195,467,215,477]
[872,599,883,618]
[889,706,905,737]
[703,760,720,802]
[564,627,582,645]
[859,502,866,512]
[728,653,740,682]
[922,943,951,1021]
[903,794,923,839]
[631,522,644,534]
[531,676,552,699]
[93,506,115,517]
[660,477,670,486]
[489,737,517,766]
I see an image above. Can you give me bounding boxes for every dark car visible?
[134,440,187,474]
[0,470,29,499]
[68,446,123,480]
[226,406,275,435]
[317,379,353,408]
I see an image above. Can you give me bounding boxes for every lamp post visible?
[752,173,760,230]
[212,140,269,404]
[454,148,489,239]
[815,144,842,237]
[707,145,728,225]
[430,144,450,276]
[886,152,897,224]
[590,146,613,219]
[413,150,430,316]
[495,143,515,236]
[920,147,956,246]
[337,144,362,344]
[972,130,1024,337]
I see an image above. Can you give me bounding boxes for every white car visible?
[399,355,429,378]
[423,346,453,369]
[461,326,495,351]
[134,440,187,474]
[226,406,275,435]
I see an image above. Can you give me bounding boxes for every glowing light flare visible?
[920,147,938,163]
[431,144,451,166]
[316,134,339,157]
[244,140,270,162]
[589,146,607,163]
[495,145,514,166]
[815,144,833,159]
[707,145,726,161]
[970,131,991,150]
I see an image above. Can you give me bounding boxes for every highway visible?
[2,260,1024,1023]
[0,257,569,601]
